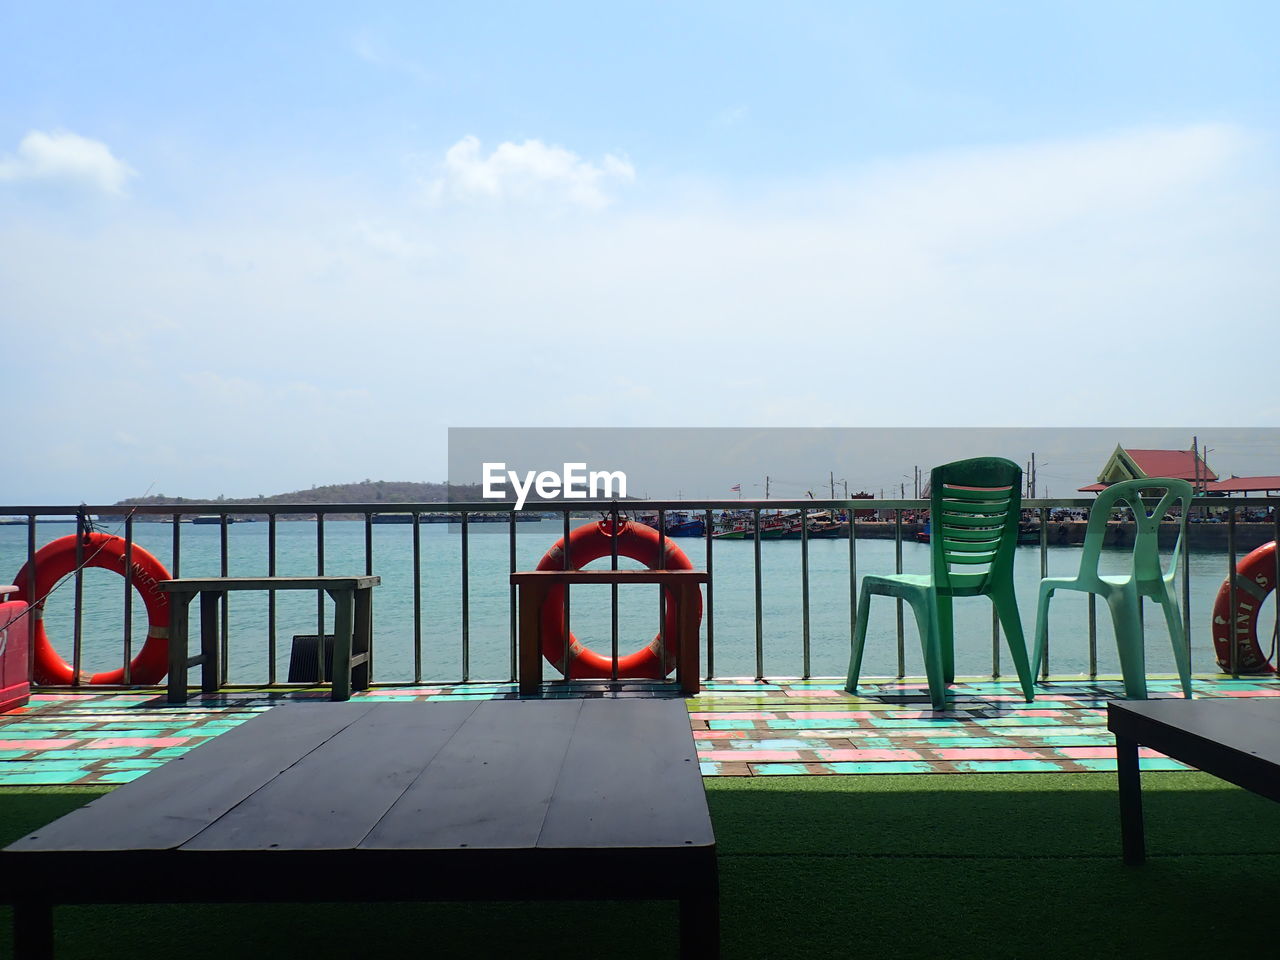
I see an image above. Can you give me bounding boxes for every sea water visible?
[0,519,1266,685]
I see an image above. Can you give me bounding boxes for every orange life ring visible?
[535,519,701,679]
[11,533,171,685]
[1211,541,1277,674]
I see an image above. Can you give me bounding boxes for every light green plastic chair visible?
[1032,477,1193,699]
[845,457,1035,710]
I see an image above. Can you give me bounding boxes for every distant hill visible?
[109,480,484,518]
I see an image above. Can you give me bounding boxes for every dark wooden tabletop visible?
[157,576,380,593]
[1107,697,1280,802]
[6,698,713,857]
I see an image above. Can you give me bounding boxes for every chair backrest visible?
[1078,478,1193,584]
[929,457,1023,594]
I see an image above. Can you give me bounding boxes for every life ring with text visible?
[11,533,171,685]
[1211,541,1276,674]
[535,519,701,679]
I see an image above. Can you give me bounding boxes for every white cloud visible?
[0,129,136,195]
[425,135,635,210]
[714,105,750,128]
[1,122,1276,500]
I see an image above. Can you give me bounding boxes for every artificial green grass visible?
[0,773,1277,958]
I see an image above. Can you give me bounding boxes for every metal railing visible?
[2,495,1278,688]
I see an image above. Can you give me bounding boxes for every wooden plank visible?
[6,704,375,852]
[539,699,713,850]
[157,576,380,593]
[182,702,480,851]
[511,571,707,586]
[364,699,584,850]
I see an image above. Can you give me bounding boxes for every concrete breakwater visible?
[853,521,1276,552]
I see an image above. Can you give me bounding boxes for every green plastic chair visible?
[1032,478,1193,699]
[845,457,1035,710]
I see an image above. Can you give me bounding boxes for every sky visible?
[2,1,1278,503]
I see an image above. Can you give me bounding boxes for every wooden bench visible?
[511,570,709,695]
[157,576,379,703]
[1107,698,1280,864]
[2,699,719,959]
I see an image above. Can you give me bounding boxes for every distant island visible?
[105,480,483,521]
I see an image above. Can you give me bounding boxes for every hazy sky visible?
[3,2,1278,503]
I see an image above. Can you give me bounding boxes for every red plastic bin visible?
[0,585,31,713]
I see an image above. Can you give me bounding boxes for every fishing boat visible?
[637,511,706,537]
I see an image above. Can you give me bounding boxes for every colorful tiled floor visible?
[0,677,1276,786]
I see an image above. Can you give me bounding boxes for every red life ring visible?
[1211,541,1277,674]
[535,519,701,679]
[11,533,171,685]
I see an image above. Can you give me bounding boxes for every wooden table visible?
[511,570,709,695]
[157,576,379,703]
[1108,698,1280,864]
[1,699,718,959]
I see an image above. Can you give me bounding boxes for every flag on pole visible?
[730,483,741,492]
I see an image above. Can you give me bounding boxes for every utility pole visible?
[765,475,770,499]
[830,471,835,500]
[843,480,849,498]
[1192,436,1200,494]
[1030,452,1037,499]
[914,466,920,499]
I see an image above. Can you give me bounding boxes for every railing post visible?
[72,509,84,687]
[1227,506,1238,677]
[509,510,518,684]
[753,508,763,681]
[413,512,423,684]
[219,514,229,685]
[123,514,134,684]
[611,506,620,682]
[316,512,326,685]
[268,513,277,685]
[704,507,714,682]
[461,511,470,683]
[801,508,810,680]
[25,516,36,685]
[894,508,904,678]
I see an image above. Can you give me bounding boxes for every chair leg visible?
[905,592,947,711]
[992,586,1035,703]
[845,587,875,694]
[1158,589,1193,699]
[1107,589,1148,700]
[1032,583,1056,681]
[936,593,955,684]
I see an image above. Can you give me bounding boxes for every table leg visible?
[1117,734,1145,865]
[679,868,720,959]
[518,583,544,695]
[200,591,221,694]
[676,584,702,696]
[13,898,53,960]
[331,588,355,701]
[353,586,372,690]
[167,592,192,704]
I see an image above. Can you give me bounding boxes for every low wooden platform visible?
[1,698,718,959]
[1108,698,1280,864]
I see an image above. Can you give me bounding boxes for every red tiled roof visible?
[1077,482,1107,492]
[1123,449,1217,481]
[1209,476,1280,493]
